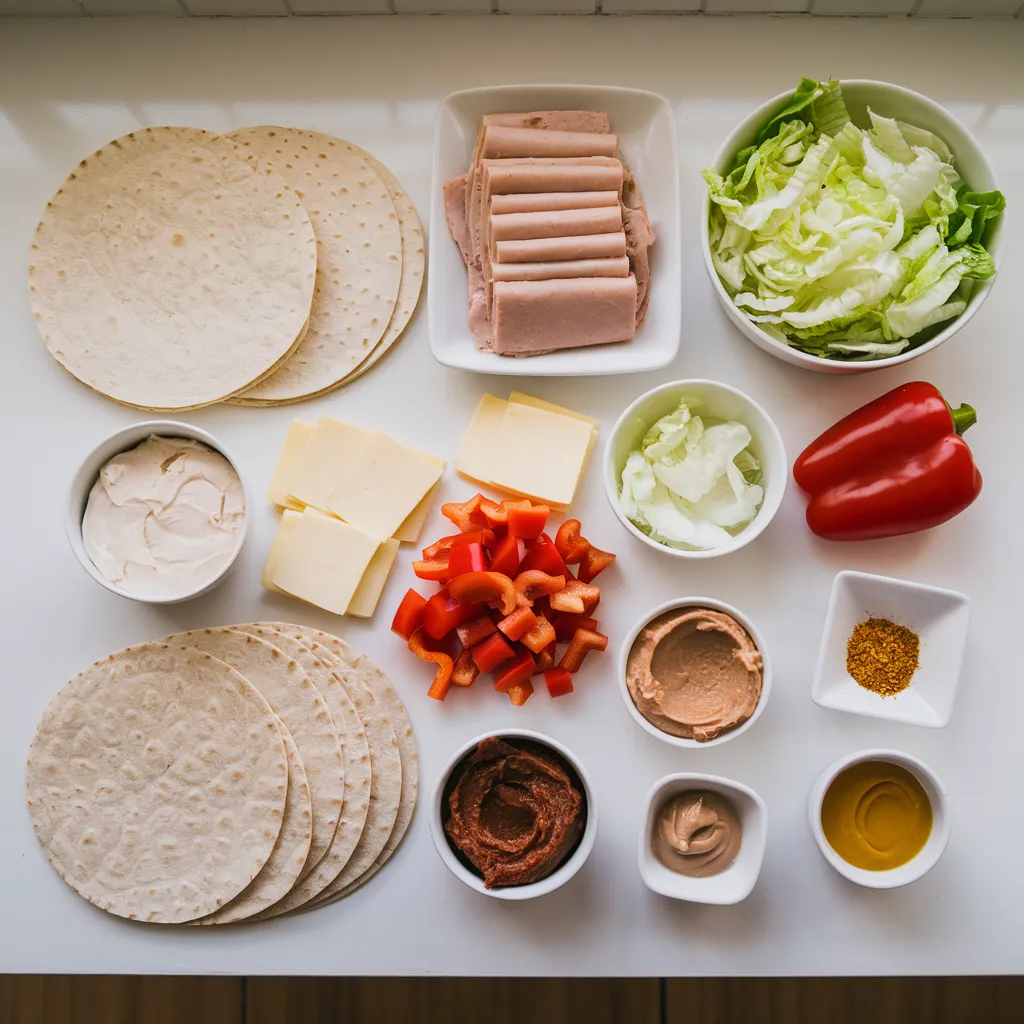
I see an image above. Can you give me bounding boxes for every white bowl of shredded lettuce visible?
[702,78,1005,373]
[604,380,787,560]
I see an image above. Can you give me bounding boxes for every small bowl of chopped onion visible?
[701,78,1006,374]
[604,379,786,560]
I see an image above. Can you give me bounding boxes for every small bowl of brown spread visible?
[430,730,597,900]
[812,570,971,728]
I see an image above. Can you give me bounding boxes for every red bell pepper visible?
[520,614,556,654]
[533,642,556,674]
[451,648,479,688]
[549,579,601,615]
[577,545,616,584]
[449,570,517,616]
[552,613,599,642]
[497,605,538,642]
[543,668,575,699]
[412,554,450,582]
[518,537,570,580]
[456,615,497,648]
[488,534,525,578]
[507,681,534,707]
[794,382,983,541]
[554,519,590,564]
[446,541,487,580]
[408,628,454,700]
[503,499,550,540]
[471,632,516,673]
[494,649,536,693]
[559,627,609,672]
[422,530,495,560]
[513,570,565,606]
[391,589,427,640]
[421,589,482,641]
[441,494,489,534]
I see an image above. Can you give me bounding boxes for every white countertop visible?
[1,13,1021,977]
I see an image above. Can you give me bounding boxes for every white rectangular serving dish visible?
[429,83,681,376]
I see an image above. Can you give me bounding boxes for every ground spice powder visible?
[846,618,920,697]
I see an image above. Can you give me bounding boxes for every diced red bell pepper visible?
[520,614,556,654]
[534,642,556,673]
[503,499,550,540]
[449,570,517,616]
[488,534,525,578]
[549,579,601,615]
[422,589,483,641]
[543,668,575,699]
[497,605,538,642]
[408,627,455,701]
[412,554,450,582]
[507,681,534,707]
[479,497,508,530]
[554,519,591,565]
[441,494,491,534]
[446,541,487,580]
[553,613,599,642]
[513,570,565,606]
[494,649,537,693]
[421,529,496,560]
[391,589,428,640]
[456,615,497,648]
[451,647,479,688]
[577,545,616,584]
[559,628,609,673]
[471,632,516,674]
[518,538,570,579]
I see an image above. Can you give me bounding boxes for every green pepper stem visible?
[950,403,977,435]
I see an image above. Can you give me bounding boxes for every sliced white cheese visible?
[286,417,376,513]
[508,390,599,477]
[271,508,382,616]
[267,421,314,509]
[261,509,302,594]
[492,401,593,507]
[455,394,509,485]
[325,433,444,540]
[393,482,439,544]
[347,537,400,618]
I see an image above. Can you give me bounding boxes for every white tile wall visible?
[916,0,1020,12]
[0,0,83,11]
[705,0,810,10]
[811,0,912,12]
[394,0,491,9]
[185,0,288,12]
[80,0,183,11]
[604,0,701,10]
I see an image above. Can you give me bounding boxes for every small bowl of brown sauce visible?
[809,749,950,889]
[430,730,597,900]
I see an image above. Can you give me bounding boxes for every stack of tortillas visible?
[29,126,423,411]
[27,623,416,924]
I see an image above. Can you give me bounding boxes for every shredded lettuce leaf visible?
[704,77,1005,360]
[619,400,763,552]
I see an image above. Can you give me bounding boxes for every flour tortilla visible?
[196,719,312,925]
[303,629,418,907]
[234,625,377,917]
[163,629,343,876]
[227,128,402,404]
[26,643,287,923]
[29,127,317,411]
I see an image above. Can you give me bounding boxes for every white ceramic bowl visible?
[702,79,1005,375]
[813,570,971,729]
[604,379,786,560]
[430,729,598,900]
[809,749,950,889]
[618,596,772,749]
[639,773,767,905]
[66,420,249,605]
[429,83,681,376]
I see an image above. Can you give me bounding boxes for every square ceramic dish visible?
[429,84,681,375]
[639,773,767,905]
[812,571,971,729]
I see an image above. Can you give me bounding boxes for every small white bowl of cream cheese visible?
[67,421,248,604]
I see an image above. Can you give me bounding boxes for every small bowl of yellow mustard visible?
[809,749,950,889]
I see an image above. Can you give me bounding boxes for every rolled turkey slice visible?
[491,256,630,282]
[481,125,619,160]
[494,231,627,264]
[490,205,623,242]
[492,275,638,356]
[490,190,620,215]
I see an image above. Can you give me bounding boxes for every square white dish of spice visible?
[812,570,971,729]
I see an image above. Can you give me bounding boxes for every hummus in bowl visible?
[619,598,771,748]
